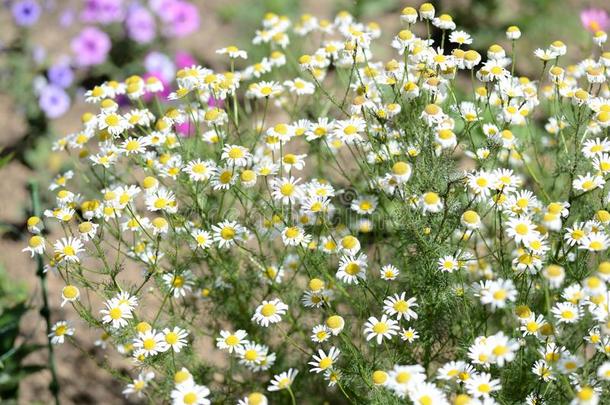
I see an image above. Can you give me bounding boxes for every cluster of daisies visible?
[21,3,610,404]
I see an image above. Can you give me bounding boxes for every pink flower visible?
[142,72,171,102]
[176,98,223,137]
[174,51,196,70]
[581,8,610,33]
[175,121,195,137]
[208,96,224,109]
[161,1,200,38]
[71,26,111,67]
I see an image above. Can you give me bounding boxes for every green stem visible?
[29,181,61,405]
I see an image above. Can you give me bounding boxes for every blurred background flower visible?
[580,7,609,32]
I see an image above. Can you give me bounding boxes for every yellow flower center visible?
[319,357,333,369]
[345,263,360,275]
[63,285,79,299]
[395,371,410,384]
[143,338,156,350]
[166,332,178,345]
[394,300,408,313]
[285,227,300,239]
[280,183,294,196]
[221,227,235,240]
[261,303,277,317]
[228,147,244,159]
[372,322,388,334]
[183,392,197,405]
[109,307,122,320]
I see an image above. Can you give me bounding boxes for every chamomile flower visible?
[238,392,268,405]
[506,216,539,244]
[311,325,332,343]
[363,314,400,344]
[420,191,443,213]
[271,176,303,204]
[552,302,581,324]
[222,144,252,167]
[249,81,283,98]
[449,30,473,45]
[386,364,426,396]
[309,347,340,373]
[183,159,216,181]
[162,271,195,298]
[579,233,610,252]
[267,369,298,392]
[400,327,420,343]
[101,298,133,329]
[53,237,85,263]
[216,330,248,353]
[383,292,418,321]
[380,264,400,280]
[237,341,268,368]
[333,117,366,143]
[191,229,212,249]
[438,255,460,273]
[122,371,155,399]
[337,253,368,284]
[170,380,211,405]
[466,372,501,398]
[163,327,189,352]
[573,173,605,192]
[252,298,288,327]
[61,285,80,307]
[134,329,169,357]
[284,78,315,95]
[488,332,519,366]
[351,195,378,215]
[212,220,248,248]
[216,45,248,59]
[22,235,46,257]
[479,278,518,310]
[49,321,74,344]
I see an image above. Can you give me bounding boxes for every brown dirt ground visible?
[0,0,607,404]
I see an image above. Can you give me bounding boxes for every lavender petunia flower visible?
[12,0,41,26]
[126,5,156,44]
[39,85,70,119]
[71,27,111,67]
[81,0,125,25]
[144,52,175,83]
[48,61,74,88]
[58,8,75,27]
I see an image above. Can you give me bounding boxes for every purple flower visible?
[175,120,195,137]
[144,52,175,83]
[71,27,111,67]
[59,8,75,27]
[32,45,46,66]
[142,72,170,102]
[581,8,610,33]
[208,96,224,109]
[12,0,41,26]
[48,62,74,88]
[39,85,70,119]
[81,0,125,25]
[126,5,156,44]
[174,51,196,69]
[161,1,200,38]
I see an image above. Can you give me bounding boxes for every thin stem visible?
[29,181,61,405]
